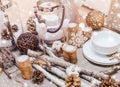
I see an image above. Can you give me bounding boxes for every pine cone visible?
[101,78,119,87]
[27,17,36,33]
[12,24,18,32]
[1,29,11,40]
[32,70,44,84]
[65,74,81,87]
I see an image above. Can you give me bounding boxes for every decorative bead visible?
[86,10,104,30]
[17,32,39,54]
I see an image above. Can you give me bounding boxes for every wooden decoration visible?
[16,55,32,80]
[62,44,77,64]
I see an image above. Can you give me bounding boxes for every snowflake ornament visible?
[69,32,88,48]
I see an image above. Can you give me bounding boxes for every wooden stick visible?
[33,64,65,87]
[41,55,72,68]
[46,66,67,79]
[27,49,43,58]
[100,65,120,75]
[81,74,101,86]
[27,50,109,80]
[80,69,109,81]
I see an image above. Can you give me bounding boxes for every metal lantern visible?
[0,0,23,48]
[32,0,69,45]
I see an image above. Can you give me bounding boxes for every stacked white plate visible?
[83,31,120,65]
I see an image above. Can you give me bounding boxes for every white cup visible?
[91,31,120,55]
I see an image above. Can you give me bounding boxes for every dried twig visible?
[100,65,120,75]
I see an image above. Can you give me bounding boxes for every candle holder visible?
[62,44,77,64]
[81,27,92,39]
[67,22,78,42]
[16,55,32,80]
[0,0,23,48]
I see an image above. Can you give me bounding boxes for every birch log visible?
[47,66,67,79]
[81,74,101,86]
[81,69,109,80]
[27,49,43,58]
[41,55,72,68]
[33,64,65,87]
[27,50,109,81]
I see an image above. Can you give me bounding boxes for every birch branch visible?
[80,69,109,80]
[46,66,67,79]
[28,50,109,81]
[27,49,43,58]
[81,74,101,86]
[100,65,120,75]
[41,55,72,68]
[33,64,65,87]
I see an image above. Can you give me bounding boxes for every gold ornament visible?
[101,78,119,87]
[86,10,104,30]
[65,74,81,87]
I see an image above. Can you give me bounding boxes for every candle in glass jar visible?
[62,44,77,64]
[16,55,32,80]
[81,27,92,39]
[67,22,78,41]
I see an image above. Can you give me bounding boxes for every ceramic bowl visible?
[91,31,120,55]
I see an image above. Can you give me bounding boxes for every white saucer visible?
[83,40,120,65]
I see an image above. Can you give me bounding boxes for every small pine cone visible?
[32,70,44,84]
[1,29,11,40]
[27,17,36,33]
[12,24,18,32]
[65,74,81,87]
[101,78,119,87]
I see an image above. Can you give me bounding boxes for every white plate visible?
[83,40,120,65]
